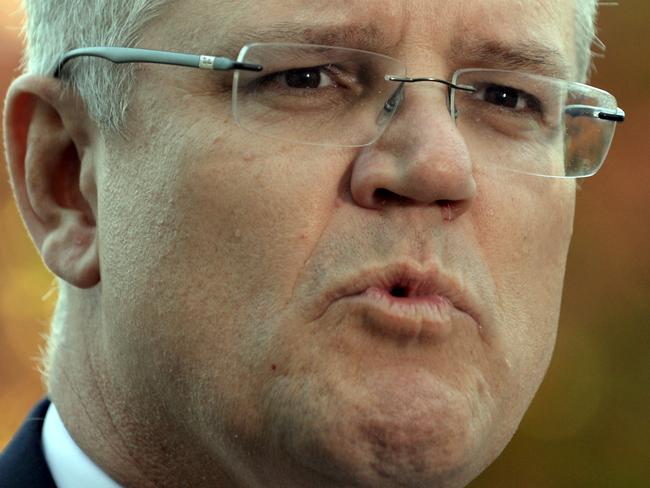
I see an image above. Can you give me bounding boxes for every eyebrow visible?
[451,39,571,79]
[221,21,394,54]
[218,22,570,79]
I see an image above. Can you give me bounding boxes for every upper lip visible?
[319,261,481,326]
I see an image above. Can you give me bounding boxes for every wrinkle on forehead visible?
[451,1,574,57]
[142,0,406,52]
[143,0,574,75]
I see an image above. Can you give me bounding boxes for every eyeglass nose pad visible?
[379,83,459,128]
[384,83,405,113]
[446,87,459,120]
[377,83,405,126]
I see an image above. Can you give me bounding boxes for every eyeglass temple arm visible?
[53,47,263,78]
[565,104,625,123]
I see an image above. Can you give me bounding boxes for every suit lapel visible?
[0,398,57,487]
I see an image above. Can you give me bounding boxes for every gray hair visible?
[22,0,601,133]
[24,0,600,385]
[22,0,171,131]
[575,0,601,81]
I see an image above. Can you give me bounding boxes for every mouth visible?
[322,263,480,342]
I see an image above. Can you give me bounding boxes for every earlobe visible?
[3,74,101,288]
[41,216,100,288]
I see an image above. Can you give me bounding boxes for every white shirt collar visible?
[42,402,123,488]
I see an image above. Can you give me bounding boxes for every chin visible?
[273,379,497,488]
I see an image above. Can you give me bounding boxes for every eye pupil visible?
[285,68,321,89]
[485,85,519,108]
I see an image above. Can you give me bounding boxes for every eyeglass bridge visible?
[382,75,476,117]
[385,75,476,93]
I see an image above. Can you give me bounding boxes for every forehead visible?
[146,0,575,76]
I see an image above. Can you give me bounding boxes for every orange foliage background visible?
[1,1,648,486]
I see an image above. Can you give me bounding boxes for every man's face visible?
[97,0,576,485]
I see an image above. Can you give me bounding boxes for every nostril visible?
[374,188,392,205]
[374,188,411,207]
[390,286,409,298]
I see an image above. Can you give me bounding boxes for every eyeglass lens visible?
[233,43,620,178]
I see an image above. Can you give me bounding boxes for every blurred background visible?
[1,1,648,486]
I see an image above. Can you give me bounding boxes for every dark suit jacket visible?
[0,398,57,487]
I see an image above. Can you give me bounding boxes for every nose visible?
[350,85,476,220]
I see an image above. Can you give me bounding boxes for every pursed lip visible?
[317,262,483,341]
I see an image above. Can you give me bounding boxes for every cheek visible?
[473,174,576,379]
[176,139,337,310]
[134,128,350,362]
[97,124,349,429]
[476,175,576,269]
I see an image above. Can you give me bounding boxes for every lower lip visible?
[339,287,457,341]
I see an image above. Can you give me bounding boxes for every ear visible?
[3,74,100,288]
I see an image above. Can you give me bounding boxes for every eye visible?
[477,84,542,113]
[280,66,336,89]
